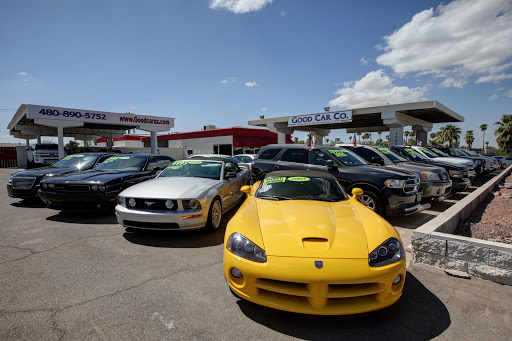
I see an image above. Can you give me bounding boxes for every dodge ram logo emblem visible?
[144,201,155,206]
[314,261,323,269]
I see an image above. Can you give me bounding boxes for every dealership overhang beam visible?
[248,101,463,146]
[8,104,175,158]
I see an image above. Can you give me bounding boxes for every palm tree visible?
[480,124,488,150]
[357,132,362,143]
[494,114,512,153]
[439,124,462,148]
[362,133,370,144]
[464,130,475,149]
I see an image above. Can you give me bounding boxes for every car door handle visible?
[274,165,280,170]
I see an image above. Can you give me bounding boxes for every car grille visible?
[254,278,384,309]
[12,177,36,189]
[128,198,178,210]
[462,170,469,179]
[53,184,91,192]
[124,220,180,229]
[403,178,420,193]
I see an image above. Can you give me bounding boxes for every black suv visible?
[251,144,422,216]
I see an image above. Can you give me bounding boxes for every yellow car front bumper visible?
[224,250,406,315]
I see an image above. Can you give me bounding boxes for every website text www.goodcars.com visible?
[119,116,170,125]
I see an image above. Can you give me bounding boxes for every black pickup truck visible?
[250,144,422,216]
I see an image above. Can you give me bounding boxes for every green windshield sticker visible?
[287,177,310,182]
[62,154,84,160]
[172,160,202,166]
[419,147,429,153]
[377,148,392,154]
[432,148,442,153]
[103,156,130,163]
[404,148,415,154]
[263,177,286,184]
[328,149,347,157]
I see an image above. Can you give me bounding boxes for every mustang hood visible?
[256,200,369,259]
[120,177,218,199]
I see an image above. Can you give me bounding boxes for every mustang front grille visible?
[12,177,36,189]
[129,199,178,210]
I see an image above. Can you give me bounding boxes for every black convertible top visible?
[263,170,337,180]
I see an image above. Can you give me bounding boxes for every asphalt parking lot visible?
[1,168,511,340]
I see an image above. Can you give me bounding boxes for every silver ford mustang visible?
[116,157,250,232]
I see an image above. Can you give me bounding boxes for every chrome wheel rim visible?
[358,194,376,211]
[211,200,222,228]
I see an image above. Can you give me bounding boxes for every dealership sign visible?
[288,111,352,127]
[26,105,174,129]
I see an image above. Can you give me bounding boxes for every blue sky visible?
[1,0,511,148]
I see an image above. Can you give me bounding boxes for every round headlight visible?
[188,200,200,209]
[48,183,55,190]
[90,185,98,191]
[42,183,47,189]
[98,185,106,192]
[378,246,388,256]
[128,198,136,207]
[165,200,174,209]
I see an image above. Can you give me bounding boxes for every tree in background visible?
[464,130,475,149]
[362,133,370,144]
[357,132,362,143]
[480,124,488,150]
[439,124,462,148]
[66,140,79,148]
[494,114,512,154]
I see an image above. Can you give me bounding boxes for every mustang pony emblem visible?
[144,201,155,206]
[314,261,323,269]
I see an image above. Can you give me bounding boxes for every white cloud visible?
[280,10,286,16]
[439,77,467,88]
[360,57,371,66]
[17,72,28,76]
[489,92,499,100]
[376,0,512,87]
[505,89,512,98]
[209,0,272,14]
[329,70,427,109]
[220,77,236,85]
[262,107,267,111]
[245,81,258,87]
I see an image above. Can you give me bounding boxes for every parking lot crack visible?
[0,232,120,265]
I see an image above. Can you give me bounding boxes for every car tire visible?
[356,190,384,216]
[204,197,222,233]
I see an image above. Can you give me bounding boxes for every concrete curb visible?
[412,164,512,285]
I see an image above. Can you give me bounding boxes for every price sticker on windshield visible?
[287,177,310,182]
[377,148,392,154]
[263,177,286,184]
[63,154,84,160]
[103,156,130,163]
[404,148,415,154]
[328,150,347,157]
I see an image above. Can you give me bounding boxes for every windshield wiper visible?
[258,195,292,201]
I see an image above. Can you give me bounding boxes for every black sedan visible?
[38,154,175,210]
[7,153,115,200]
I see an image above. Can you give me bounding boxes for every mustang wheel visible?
[356,190,383,215]
[205,198,222,232]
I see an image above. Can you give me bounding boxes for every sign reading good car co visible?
[287,111,352,127]
[26,105,174,129]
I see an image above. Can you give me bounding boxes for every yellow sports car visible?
[223,170,406,315]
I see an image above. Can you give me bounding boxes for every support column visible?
[57,127,64,159]
[309,128,330,146]
[412,125,432,147]
[389,127,404,146]
[107,135,113,150]
[266,122,294,144]
[37,135,41,144]
[151,131,157,154]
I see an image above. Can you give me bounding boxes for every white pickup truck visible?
[26,144,60,168]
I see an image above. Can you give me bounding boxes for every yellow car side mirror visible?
[351,188,363,197]
[241,185,251,194]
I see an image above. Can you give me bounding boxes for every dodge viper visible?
[223,170,406,315]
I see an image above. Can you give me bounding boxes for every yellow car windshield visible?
[256,176,347,202]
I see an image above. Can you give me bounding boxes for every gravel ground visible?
[455,174,512,245]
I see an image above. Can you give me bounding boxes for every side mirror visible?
[371,157,384,166]
[325,160,338,170]
[225,171,237,179]
[351,188,363,197]
[241,185,251,194]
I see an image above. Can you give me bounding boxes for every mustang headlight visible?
[165,200,174,209]
[90,185,98,191]
[98,185,106,192]
[420,171,439,181]
[183,199,201,209]
[384,179,405,189]
[226,233,266,263]
[48,183,55,190]
[369,237,404,267]
[128,198,136,208]
[42,183,48,189]
[117,196,125,207]
[449,170,462,178]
